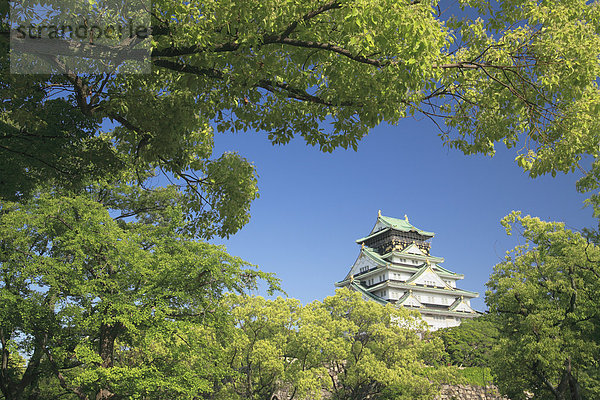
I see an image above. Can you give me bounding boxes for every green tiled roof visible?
[378,215,435,237]
[396,291,422,307]
[396,291,412,304]
[387,281,479,297]
[387,264,459,279]
[380,251,461,276]
[349,281,388,305]
[448,297,477,313]
[356,215,434,243]
[354,279,479,298]
[355,227,391,243]
[433,263,461,276]
[418,307,481,317]
[448,298,462,311]
[335,280,481,315]
[362,247,387,266]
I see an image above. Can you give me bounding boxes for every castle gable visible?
[407,265,450,289]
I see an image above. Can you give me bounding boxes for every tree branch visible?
[257,79,356,107]
[152,59,358,107]
[151,59,224,79]
[273,37,388,67]
[152,1,342,57]
[0,144,71,176]
[277,1,342,39]
[533,360,559,398]
[44,347,88,400]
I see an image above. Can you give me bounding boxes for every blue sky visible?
[210,117,595,311]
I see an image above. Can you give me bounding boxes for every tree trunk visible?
[95,321,122,400]
[555,358,582,400]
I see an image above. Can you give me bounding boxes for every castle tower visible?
[335,211,479,330]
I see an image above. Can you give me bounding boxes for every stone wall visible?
[436,384,509,400]
[273,378,510,400]
[273,383,509,400]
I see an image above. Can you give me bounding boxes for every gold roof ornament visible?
[350,274,354,282]
[404,214,409,223]
[426,258,430,266]
[378,209,382,217]
[361,242,365,249]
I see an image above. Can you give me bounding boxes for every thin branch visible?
[44,347,88,400]
[276,0,342,40]
[0,144,71,175]
[534,361,559,398]
[114,206,167,220]
[152,1,342,57]
[151,59,224,79]
[152,59,358,107]
[257,79,356,107]
[273,37,388,67]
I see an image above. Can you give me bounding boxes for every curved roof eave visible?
[349,281,388,305]
[356,215,435,243]
[378,215,435,237]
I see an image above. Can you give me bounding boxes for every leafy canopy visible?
[486,212,600,400]
[2,0,600,208]
[0,189,278,400]
[434,314,499,368]
[213,289,457,400]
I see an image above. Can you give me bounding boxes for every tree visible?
[211,290,457,400]
[435,314,499,367]
[2,0,600,205]
[305,289,453,400]
[0,190,278,399]
[216,295,328,400]
[486,212,600,400]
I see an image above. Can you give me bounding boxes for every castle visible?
[335,212,479,330]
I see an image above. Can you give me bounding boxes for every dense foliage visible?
[0,190,277,399]
[435,314,498,368]
[2,1,600,399]
[2,0,600,208]
[454,367,494,387]
[1,226,456,400]
[216,289,456,400]
[486,212,600,400]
